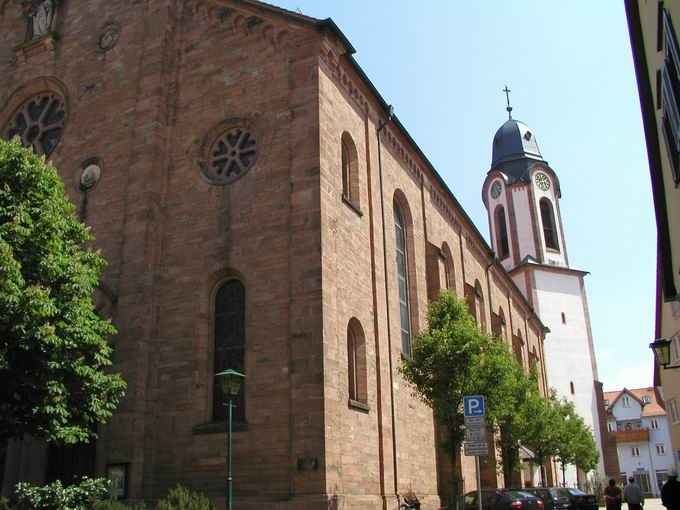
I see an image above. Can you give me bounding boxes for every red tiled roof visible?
[603,387,666,417]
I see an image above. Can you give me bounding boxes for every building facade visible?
[0,0,553,508]
[481,116,614,485]
[625,0,680,469]
[603,388,675,497]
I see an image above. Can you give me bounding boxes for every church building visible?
[0,0,565,508]
[481,109,617,485]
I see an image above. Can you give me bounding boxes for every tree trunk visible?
[451,448,458,510]
[539,458,546,486]
[562,462,566,487]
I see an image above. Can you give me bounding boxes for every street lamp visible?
[649,338,673,369]
[215,369,245,510]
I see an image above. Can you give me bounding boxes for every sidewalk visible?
[641,498,663,510]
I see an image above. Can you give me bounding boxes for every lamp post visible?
[215,369,245,510]
[650,338,673,369]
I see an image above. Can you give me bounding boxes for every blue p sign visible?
[463,395,485,417]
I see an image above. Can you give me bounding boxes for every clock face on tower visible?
[535,172,550,191]
[490,180,502,199]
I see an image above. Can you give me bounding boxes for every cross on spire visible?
[503,84,513,119]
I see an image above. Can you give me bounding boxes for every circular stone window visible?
[205,126,260,184]
[3,92,67,157]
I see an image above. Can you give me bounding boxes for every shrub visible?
[14,477,109,510]
[155,486,215,510]
[92,500,147,510]
[0,496,15,510]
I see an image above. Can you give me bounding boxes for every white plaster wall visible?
[511,186,536,263]
[617,442,662,496]
[486,178,515,272]
[534,269,604,478]
[531,170,566,267]
[611,398,644,420]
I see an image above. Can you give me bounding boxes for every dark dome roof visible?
[490,118,546,182]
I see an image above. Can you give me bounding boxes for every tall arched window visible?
[341,132,359,206]
[539,198,559,251]
[494,205,510,259]
[394,201,412,358]
[441,242,455,291]
[347,318,367,405]
[513,329,524,364]
[212,279,246,423]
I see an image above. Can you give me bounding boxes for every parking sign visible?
[463,395,485,417]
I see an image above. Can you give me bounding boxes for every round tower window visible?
[205,126,260,184]
[3,92,67,157]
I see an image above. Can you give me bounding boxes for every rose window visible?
[3,93,67,157]
[207,127,259,183]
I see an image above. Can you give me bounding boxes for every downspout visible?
[485,258,495,332]
[377,105,399,501]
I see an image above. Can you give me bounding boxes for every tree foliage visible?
[399,290,518,505]
[0,138,126,443]
[554,397,599,481]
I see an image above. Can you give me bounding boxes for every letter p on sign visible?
[463,396,485,417]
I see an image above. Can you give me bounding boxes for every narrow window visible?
[347,318,367,405]
[341,132,360,206]
[657,444,666,455]
[341,140,350,199]
[539,198,559,250]
[494,205,510,259]
[643,396,652,404]
[623,396,631,407]
[212,279,246,423]
[570,381,575,395]
[632,447,641,457]
[512,330,523,364]
[604,399,609,406]
[394,202,412,358]
[607,423,613,432]
[561,312,566,324]
[652,419,660,430]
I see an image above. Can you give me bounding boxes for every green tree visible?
[0,138,126,444]
[553,397,600,485]
[494,362,537,488]
[399,290,517,508]
[521,386,562,485]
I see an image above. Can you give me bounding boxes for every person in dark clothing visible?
[662,468,680,510]
[623,476,644,510]
[605,478,623,510]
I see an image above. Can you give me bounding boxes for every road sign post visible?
[464,396,486,510]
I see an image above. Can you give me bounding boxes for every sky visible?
[267,0,657,391]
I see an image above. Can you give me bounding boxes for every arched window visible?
[347,318,367,405]
[394,201,412,358]
[494,205,510,259]
[512,329,524,364]
[212,279,246,423]
[539,198,559,251]
[341,132,359,206]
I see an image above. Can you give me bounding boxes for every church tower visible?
[482,102,606,485]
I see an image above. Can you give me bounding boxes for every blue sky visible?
[268,0,657,391]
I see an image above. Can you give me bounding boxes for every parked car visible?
[464,489,545,510]
[512,488,554,510]
[510,487,577,510]
[566,488,598,510]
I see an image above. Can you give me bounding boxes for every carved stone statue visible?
[31,0,54,38]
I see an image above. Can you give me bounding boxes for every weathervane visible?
[503,84,513,119]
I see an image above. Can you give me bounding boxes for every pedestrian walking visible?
[624,476,644,510]
[662,468,680,510]
[605,478,623,510]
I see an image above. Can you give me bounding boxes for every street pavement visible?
[641,498,663,510]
